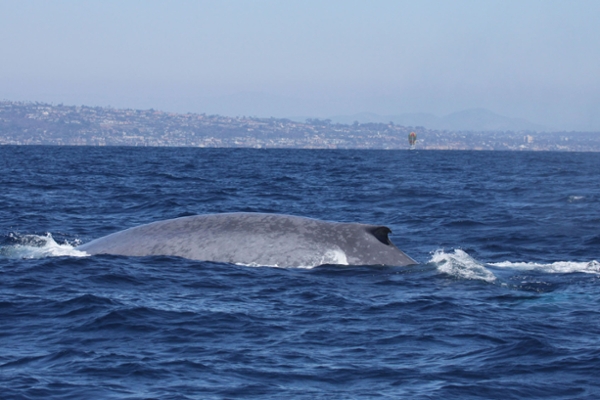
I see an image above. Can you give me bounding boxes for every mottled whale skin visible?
[77,213,417,267]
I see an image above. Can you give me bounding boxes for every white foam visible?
[489,260,600,274]
[0,233,88,259]
[567,195,586,203]
[429,249,497,282]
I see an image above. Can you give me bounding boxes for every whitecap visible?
[567,195,586,203]
[0,233,88,259]
[489,260,600,274]
[428,249,599,279]
[428,249,497,282]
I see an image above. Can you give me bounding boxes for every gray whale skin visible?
[77,213,417,267]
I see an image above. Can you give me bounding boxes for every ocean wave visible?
[428,248,600,280]
[567,195,586,203]
[0,233,88,259]
[428,249,497,282]
[489,259,600,274]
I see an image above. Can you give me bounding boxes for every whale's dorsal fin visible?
[369,226,392,245]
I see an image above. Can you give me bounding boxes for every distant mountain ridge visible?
[325,108,547,132]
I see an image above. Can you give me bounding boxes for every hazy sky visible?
[1,0,599,130]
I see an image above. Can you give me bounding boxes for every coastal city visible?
[1,100,599,151]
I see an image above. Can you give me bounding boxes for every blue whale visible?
[77,213,417,267]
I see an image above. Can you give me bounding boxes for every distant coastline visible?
[1,100,599,151]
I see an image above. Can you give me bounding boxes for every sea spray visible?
[0,233,88,259]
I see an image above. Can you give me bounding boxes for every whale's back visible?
[78,213,417,267]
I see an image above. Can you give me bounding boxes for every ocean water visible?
[1,146,599,399]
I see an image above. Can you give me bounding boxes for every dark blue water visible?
[1,146,599,399]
